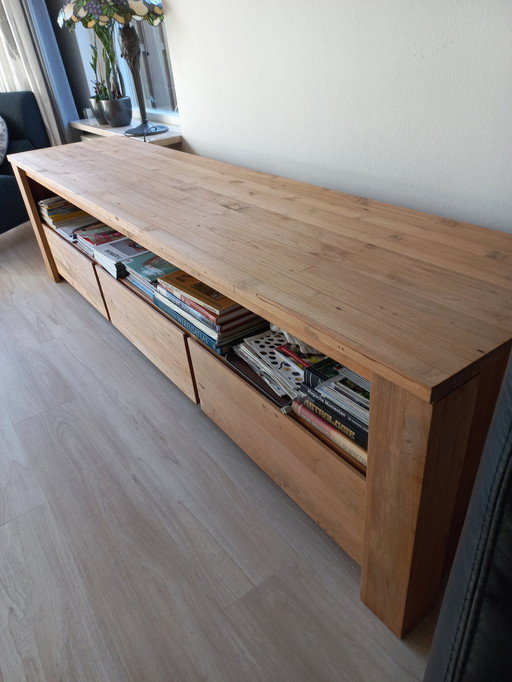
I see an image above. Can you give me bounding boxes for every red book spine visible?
[290,399,367,466]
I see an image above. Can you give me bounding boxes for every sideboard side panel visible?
[361,374,479,636]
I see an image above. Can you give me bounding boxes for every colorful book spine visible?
[157,271,237,315]
[126,275,155,299]
[156,287,219,332]
[296,393,368,448]
[291,400,367,466]
[299,383,369,433]
[152,294,226,355]
[157,280,224,322]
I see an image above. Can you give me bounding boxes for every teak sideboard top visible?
[10,136,512,402]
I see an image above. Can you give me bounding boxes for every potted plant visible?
[88,26,120,124]
[59,1,166,135]
[58,1,132,127]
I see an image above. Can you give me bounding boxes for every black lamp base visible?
[124,121,169,137]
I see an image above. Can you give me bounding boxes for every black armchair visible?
[424,352,512,682]
[0,91,50,235]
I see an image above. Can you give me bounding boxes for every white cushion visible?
[0,116,8,165]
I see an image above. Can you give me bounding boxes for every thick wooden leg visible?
[361,374,480,637]
[11,166,60,282]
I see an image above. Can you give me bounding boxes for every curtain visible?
[0,0,78,144]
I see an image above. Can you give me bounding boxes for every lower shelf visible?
[188,339,366,564]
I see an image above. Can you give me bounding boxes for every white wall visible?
[164,0,512,232]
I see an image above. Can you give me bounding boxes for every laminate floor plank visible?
[0,223,103,343]
[42,325,297,586]
[0,320,76,424]
[0,397,46,527]
[0,503,124,681]
[225,561,427,682]
[0,233,78,423]
[0,225,432,680]
[15,401,288,681]
[179,410,434,666]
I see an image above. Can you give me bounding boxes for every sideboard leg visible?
[12,166,60,282]
[361,374,480,637]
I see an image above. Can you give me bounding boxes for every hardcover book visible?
[291,399,367,467]
[298,385,369,434]
[156,286,265,334]
[157,271,240,315]
[152,293,228,355]
[297,394,368,448]
[125,274,155,299]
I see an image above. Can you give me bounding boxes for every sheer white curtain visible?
[0,0,78,144]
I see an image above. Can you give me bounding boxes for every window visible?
[74,21,178,122]
[131,21,178,113]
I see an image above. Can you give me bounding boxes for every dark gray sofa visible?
[0,91,50,235]
[424,351,512,681]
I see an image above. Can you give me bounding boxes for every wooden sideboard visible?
[10,137,512,636]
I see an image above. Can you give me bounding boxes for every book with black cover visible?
[299,383,369,433]
[297,394,368,448]
[291,399,367,467]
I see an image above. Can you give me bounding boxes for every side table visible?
[70,118,182,147]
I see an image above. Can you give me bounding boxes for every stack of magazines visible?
[38,196,99,238]
[75,225,124,255]
[233,328,370,466]
[92,237,149,277]
[233,328,326,400]
[153,270,268,355]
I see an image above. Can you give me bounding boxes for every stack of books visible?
[72,226,148,278]
[38,196,99,238]
[233,328,369,466]
[124,251,179,298]
[153,270,268,355]
[292,358,370,466]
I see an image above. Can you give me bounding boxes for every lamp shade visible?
[58,1,164,29]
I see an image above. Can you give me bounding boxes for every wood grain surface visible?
[0,223,432,680]
[189,339,366,563]
[44,226,109,318]
[9,138,512,402]
[362,374,481,636]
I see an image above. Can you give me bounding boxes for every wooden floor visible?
[0,224,434,681]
